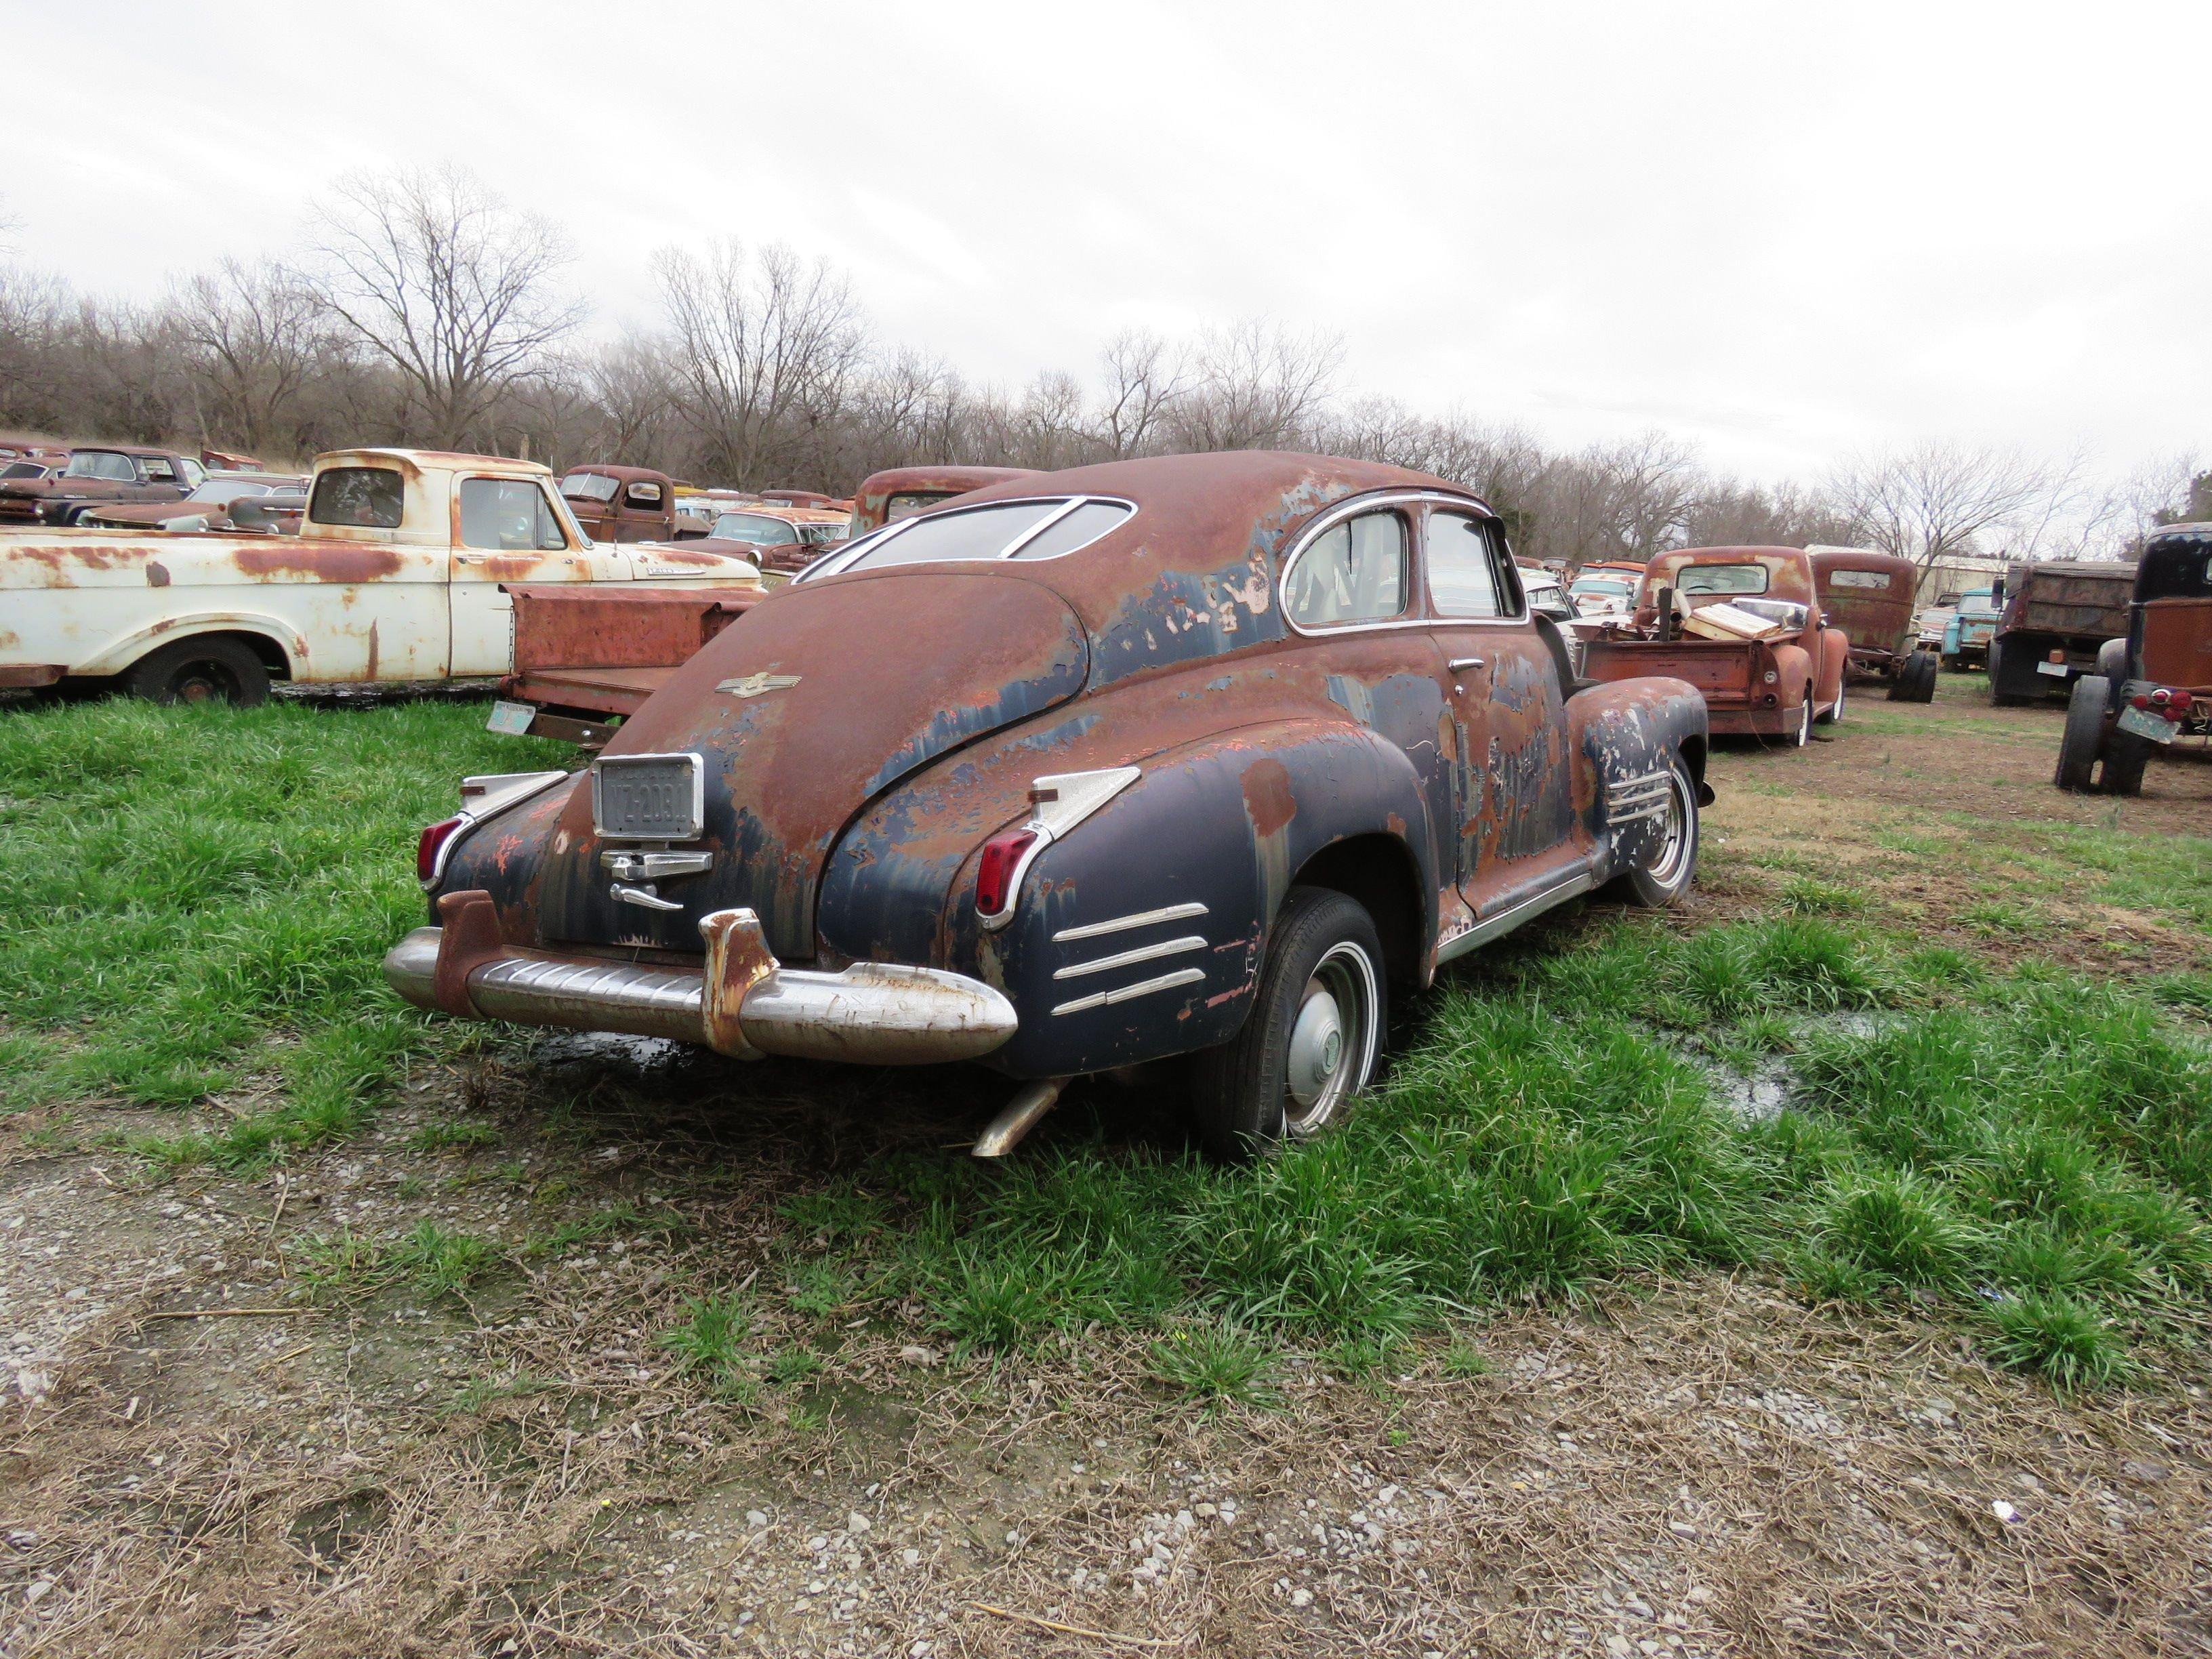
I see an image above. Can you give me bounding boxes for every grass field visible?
[3,695,2209,1395]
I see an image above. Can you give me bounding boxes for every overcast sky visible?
[4,0,2205,484]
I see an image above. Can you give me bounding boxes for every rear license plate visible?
[2117,708,2176,743]
[486,699,538,735]
[592,752,704,840]
[2035,659,2071,677]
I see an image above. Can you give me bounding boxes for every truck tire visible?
[1191,886,1384,1162]
[1908,651,1938,702]
[1885,661,1911,702]
[2054,675,2107,792]
[1988,641,2032,706]
[1792,690,1813,746]
[2101,733,2150,798]
[1619,756,1700,907]
[125,637,271,708]
[1819,677,1845,725]
[2095,638,2129,681]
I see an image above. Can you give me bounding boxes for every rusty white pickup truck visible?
[0,448,763,705]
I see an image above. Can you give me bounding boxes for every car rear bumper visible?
[384,893,1017,1065]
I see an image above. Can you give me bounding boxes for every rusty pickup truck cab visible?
[1578,546,1849,745]
[386,451,1712,1160]
[0,448,765,703]
[558,465,688,543]
[2053,525,2212,796]
[1807,546,1936,702]
[1988,558,2139,705]
[847,466,1039,537]
[0,445,205,526]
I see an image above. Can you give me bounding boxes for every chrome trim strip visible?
[426,771,571,891]
[1050,965,1208,1018]
[1052,934,1207,981]
[1052,901,1210,943]
[801,494,1139,581]
[999,495,1088,557]
[1435,868,1597,966]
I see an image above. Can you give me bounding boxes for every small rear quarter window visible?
[309,467,405,529]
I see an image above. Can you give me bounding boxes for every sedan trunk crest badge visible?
[718,672,801,699]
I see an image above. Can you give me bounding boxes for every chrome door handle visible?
[1448,656,1486,672]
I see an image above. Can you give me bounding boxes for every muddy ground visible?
[3,675,2209,1658]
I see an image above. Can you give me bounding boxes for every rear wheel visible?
[1620,757,1700,907]
[1191,886,1383,1162]
[1988,642,2031,706]
[2101,733,2150,797]
[2054,675,2108,792]
[1790,689,1813,746]
[1819,676,1845,724]
[125,637,271,707]
[1909,651,1939,702]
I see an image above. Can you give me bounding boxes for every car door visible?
[449,476,593,676]
[1421,505,1580,916]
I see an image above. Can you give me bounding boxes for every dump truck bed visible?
[499,583,764,737]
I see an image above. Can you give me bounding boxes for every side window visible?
[308,466,405,529]
[142,457,179,484]
[1286,510,1408,628]
[459,478,567,551]
[623,480,663,508]
[1427,512,1509,618]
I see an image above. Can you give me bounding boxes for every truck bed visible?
[502,583,763,731]
[1578,635,1794,735]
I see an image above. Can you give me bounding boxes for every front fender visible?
[74,611,307,678]
[1565,676,1708,880]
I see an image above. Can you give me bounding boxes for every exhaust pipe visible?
[972,1078,1069,1159]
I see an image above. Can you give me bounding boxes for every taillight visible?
[975,826,1040,922]
[2132,694,2152,710]
[417,815,466,888]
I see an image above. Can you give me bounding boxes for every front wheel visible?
[1620,756,1700,907]
[1791,690,1813,747]
[1191,886,1384,1162]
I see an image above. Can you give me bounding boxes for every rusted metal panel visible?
[2003,560,2136,639]
[419,451,1711,1088]
[848,466,1039,535]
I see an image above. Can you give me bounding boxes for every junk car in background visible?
[1577,546,1849,745]
[0,444,205,525]
[1989,558,2138,705]
[0,447,765,703]
[847,466,1040,537]
[558,465,694,544]
[2053,525,2212,795]
[1940,587,2003,671]
[388,451,1712,1160]
[77,472,306,532]
[1807,546,1936,702]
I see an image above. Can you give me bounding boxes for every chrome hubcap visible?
[1645,771,1692,887]
[1282,943,1376,1137]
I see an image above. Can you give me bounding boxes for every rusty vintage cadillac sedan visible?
[386,453,1711,1158]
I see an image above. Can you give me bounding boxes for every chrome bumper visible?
[384,900,1017,1065]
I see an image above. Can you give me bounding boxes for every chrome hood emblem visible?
[717,672,802,699]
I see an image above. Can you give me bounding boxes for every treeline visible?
[0,167,2196,568]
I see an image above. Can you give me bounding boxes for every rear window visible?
[1675,564,1769,596]
[886,490,954,522]
[838,497,1134,573]
[308,466,405,529]
[560,472,620,502]
[1828,569,1894,591]
[713,512,800,546]
[0,462,43,479]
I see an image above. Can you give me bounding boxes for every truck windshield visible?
[64,451,138,483]
[1676,565,1769,596]
[560,472,620,503]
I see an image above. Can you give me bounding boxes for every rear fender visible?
[1769,641,1814,701]
[1564,678,1708,881]
[74,612,306,678]
[922,720,1440,1079]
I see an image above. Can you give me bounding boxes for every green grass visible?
[0,698,568,1162]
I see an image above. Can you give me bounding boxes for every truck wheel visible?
[2054,676,2107,792]
[125,638,271,708]
[1909,651,1939,702]
[1819,678,1845,724]
[1885,663,1910,702]
[2095,638,2129,682]
[1988,642,2031,706]
[1620,756,1700,907]
[1791,691,1813,746]
[2100,733,2150,798]
[1191,886,1384,1162]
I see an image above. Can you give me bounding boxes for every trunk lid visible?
[533,569,1091,960]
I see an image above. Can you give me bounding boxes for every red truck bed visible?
[500,583,763,739]
[1579,636,1800,736]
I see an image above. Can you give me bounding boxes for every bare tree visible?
[1827,441,2058,569]
[655,241,869,487]
[161,258,329,457]
[1094,328,1183,457]
[1168,321,1342,451]
[310,165,582,449]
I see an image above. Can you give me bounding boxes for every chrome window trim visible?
[1279,491,1530,640]
[799,495,1138,583]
